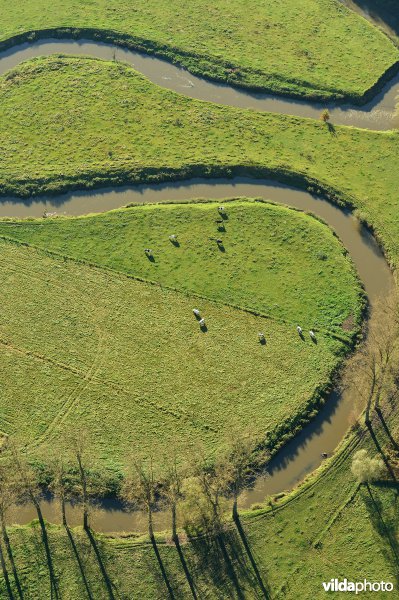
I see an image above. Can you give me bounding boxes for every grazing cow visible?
[258,332,265,342]
[218,206,225,214]
[297,326,303,335]
[193,309,201,317]
[169,234,178,241]
[309,330,316,340]
[199,318,206,327]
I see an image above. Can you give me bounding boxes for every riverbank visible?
[1,183,392,534]
[3,405,398,598]
[0,0,397,101]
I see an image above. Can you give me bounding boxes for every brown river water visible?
[4,179,394,532]
[0,38,398,130]
[0,35,396,531]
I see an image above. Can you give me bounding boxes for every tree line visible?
[0,430,271,599]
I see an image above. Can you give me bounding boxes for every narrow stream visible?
[0,28,396,531]
[4,178,394,532]
[0,38,398,130]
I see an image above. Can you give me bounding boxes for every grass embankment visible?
[1,56,399,267]
[2,412,398,598]
[0,201,361,482]
[0,0,397,100]
[0,200,363,332]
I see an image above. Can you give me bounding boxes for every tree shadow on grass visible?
[187,527,266,599]
[1,522,24,599]
[234,516,271,599]
[35,510,60,600]
[150,536,175,599]
[65,526,94,600]
[173,536,198,599]
[0,537,14,599]
[375,407,399,452]
[327,122,337,136]
[362,484,399,586]
[366,422,398,484]
[85,527,117,600]
[25,515,59,600]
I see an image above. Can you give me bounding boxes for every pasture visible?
[1,56,399,268]
[0,0,397,99]
[0,200,363,333]
[0,199,361,484]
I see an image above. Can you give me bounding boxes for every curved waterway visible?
[0,38,399,130]
[4,178,394,532]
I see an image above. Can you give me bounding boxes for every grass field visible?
[1,412,397,598]
[0,200,363,332]
[1,56,399,268]
[0,200,360,483]
[0,0,397,100]
[0,14,398,598]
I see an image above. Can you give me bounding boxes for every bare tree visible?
[9,442,59,599]
[163,458,185,544]
[186,453,244,600]
[0,460,23,599]
[48,455,70,528]
[123,457,158,541]
[346,291,399,426]
[122,456,175,598]
[162,459,197,599]
[222,430,269,522]
[67,429,91,531]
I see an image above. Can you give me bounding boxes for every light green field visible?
[1,56,399,269]
[0,199,360,483]
[0,10,398,598]
[0,200,363,332]
[1,413,398,599]
[0,0,397,99]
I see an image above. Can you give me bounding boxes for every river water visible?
[0,38,398,130]
[0,36,395,531]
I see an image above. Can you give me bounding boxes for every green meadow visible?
[1,412,397,599]
[0,5,398,598]
[0,200,361,482]
[1,56,399,268]
[0,0,397,99]
[0,200,362,332]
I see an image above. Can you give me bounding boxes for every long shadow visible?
[188,527,257,599]
[0,538,14,599]
[375,407,399,452]
[363,484,399,585]
[85,527,116,600]
[234,516,270,599]
[150,535,175,599]
[1,522,24,599]
[366,422,398,483]
[327,122,337,136]
[65,526,94,600]
[216,532,245,600]
[35,506,60,600]
[173,536,198,599]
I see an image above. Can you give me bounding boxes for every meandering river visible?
[0,36,396,531]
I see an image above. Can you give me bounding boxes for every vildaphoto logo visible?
[322,579,394,594]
